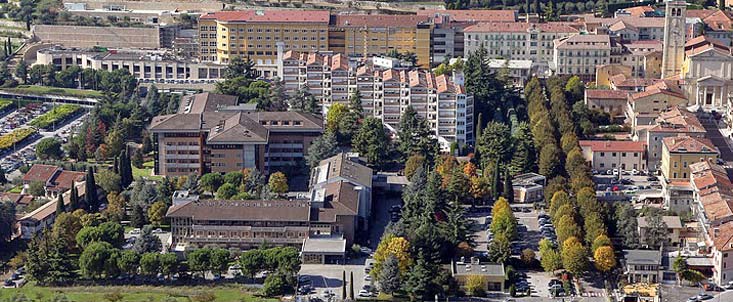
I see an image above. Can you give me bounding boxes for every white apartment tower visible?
[661,0,687,78]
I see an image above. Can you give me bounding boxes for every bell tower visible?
[661,0,687,78]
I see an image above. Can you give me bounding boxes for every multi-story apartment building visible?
[579,140,647,172]
[626,81,688,129]
[689,161,733,285]
[661,135,719,180]
[35,47,226,82]
[463,22,579,74]
[622,249,663,284]
[416,9,517,63]
[553,34,615,81]
[149,93,323,176]
[618,40,663,78]
[328,15,433,68]
[279,51,474,148]
[198,10,331,77]
[634,107,706,171]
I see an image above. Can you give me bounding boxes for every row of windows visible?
[599,152,640,157]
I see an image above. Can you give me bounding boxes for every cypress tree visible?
[113,156,119,175]
[120,149,133,188]
[69,185,79,211]
[491,158,501,199]
[503,169,514,203]
[341,270,347,300]
[55,193,64,215]
[349,271,355,299]
[85,166,98,212]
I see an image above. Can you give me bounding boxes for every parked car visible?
[697,293,714,300]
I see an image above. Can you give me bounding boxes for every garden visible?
[0,127,36,150]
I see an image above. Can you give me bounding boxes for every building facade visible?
[661,135,719,180]
[579,140,647,172]
[149,93,323,176]
[552,34,614,81]
[279,51,474,147]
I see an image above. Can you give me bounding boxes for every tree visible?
[133,225,162,254]
[487,232,511,264]
[403,258,435,301]
[591,234,612,254]
[25,232,77,285]
[117,250,140,276]
[0,166,6,185]
[239,249,265,278]
[490,197,517,240]
[210,248,231,277]
[556,215,581,245]
[223,171,244,186]
[503,170,514,203]
[326,103,348,133]
[583,213,607,245]
[465,274,487,297]
[268,172,288,194]
[306,131,338,168]
[377,255,401,294]
[262,273,288,297]
[539,143,562,179]
[36,137,63,160]
[615,202,640,249]
[159,253,178,278]
[96,170,121,194]
[85,166,99,212]
[199,173,224,193]
[404,154,425,180]
[561,237,588,276]
[446,166,469,203]
[349,271,355,299]
[216,183,238,199]
[147,201,167,226]
[642,212,669,249]
[352,117,390,167]
[105,192,126,222]
[69,185,80,211]
[15,59,27,83]
[593,246,616,273]
[28,180,46,197]
[397,106,437,160]
[55,193,65,215]
[130,204,146,228]
[187,248,212,278]
[139,253,160,276]
[521,249,536,267]
[564,76,584,103]
[372,235,412,278]
[79,241,119,279]
[476,122,512,166]
[52,212,82,250]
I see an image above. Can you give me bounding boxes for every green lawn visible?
[7,185,22,193]
[132,160,163,181]
[4,85,104,98]
[0,284,274,302]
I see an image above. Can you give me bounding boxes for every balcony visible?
[165,145,200,151]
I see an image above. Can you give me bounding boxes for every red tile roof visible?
[200,10,330,23]
[691,161,733,225]
[711,222,733,251]
[620,5,656,17]
[579,140,646,152]
[585,89,628,100]
[662,136,718,153]
[48,171,86,193]
[22,164,59,184]
[416,9,516,23]
[332,14,430,27]
[649,107,705,133]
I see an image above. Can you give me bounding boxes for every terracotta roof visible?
[167,199,312,221]
[19,182,86,223]
[246,111,324,132]
[620,5,656,17]
[464,22,579,33]
[331,14,430,27]
[610,74,663,88]
[710,222,733,251]
[178,92,239,114]
[579,140,646,152]
[200,10,330,23]
[48,170,85,193]
[689,9,733,31]
[585,89,628,100]
[662,136,718,154]
[22,164,59,183]
[649,107,705,133]
[690,161,733,224]
[435,74,464,94]
[684,35,731,56]
[628,84,686,102]
[416,9,516,23]
[206,112,269,143]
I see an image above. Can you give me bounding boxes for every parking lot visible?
[299,261,371,300]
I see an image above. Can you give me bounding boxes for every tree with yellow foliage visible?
[465,274,487,296]
[469,176,490,203]
[593,245,616,273]
[463,162,478,178]
[372,235,413,278]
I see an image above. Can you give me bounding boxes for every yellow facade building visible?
[661,135,719,180]
[198,10,330,77]
[328,15,433,68]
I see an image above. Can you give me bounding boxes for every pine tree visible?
[131,204,146,228]
[113,156,119,174]
[491,158,501,199]
[55,193,64,215]
[348,92,363,117]
[377,255,401,294]
[85,166,98,212]
[0,166,7,185]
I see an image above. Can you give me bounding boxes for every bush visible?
[29,104,81,129]
[0,128,36,150]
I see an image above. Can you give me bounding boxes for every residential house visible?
[661,136,719,180]
[584,89,629,118]
[637,216,684,247]
[310,153,373,231]
[579,140,647,172]
[17,182,87,239]
[623,249,664,284]
[625,81,688,129]
[21,164,85,199]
